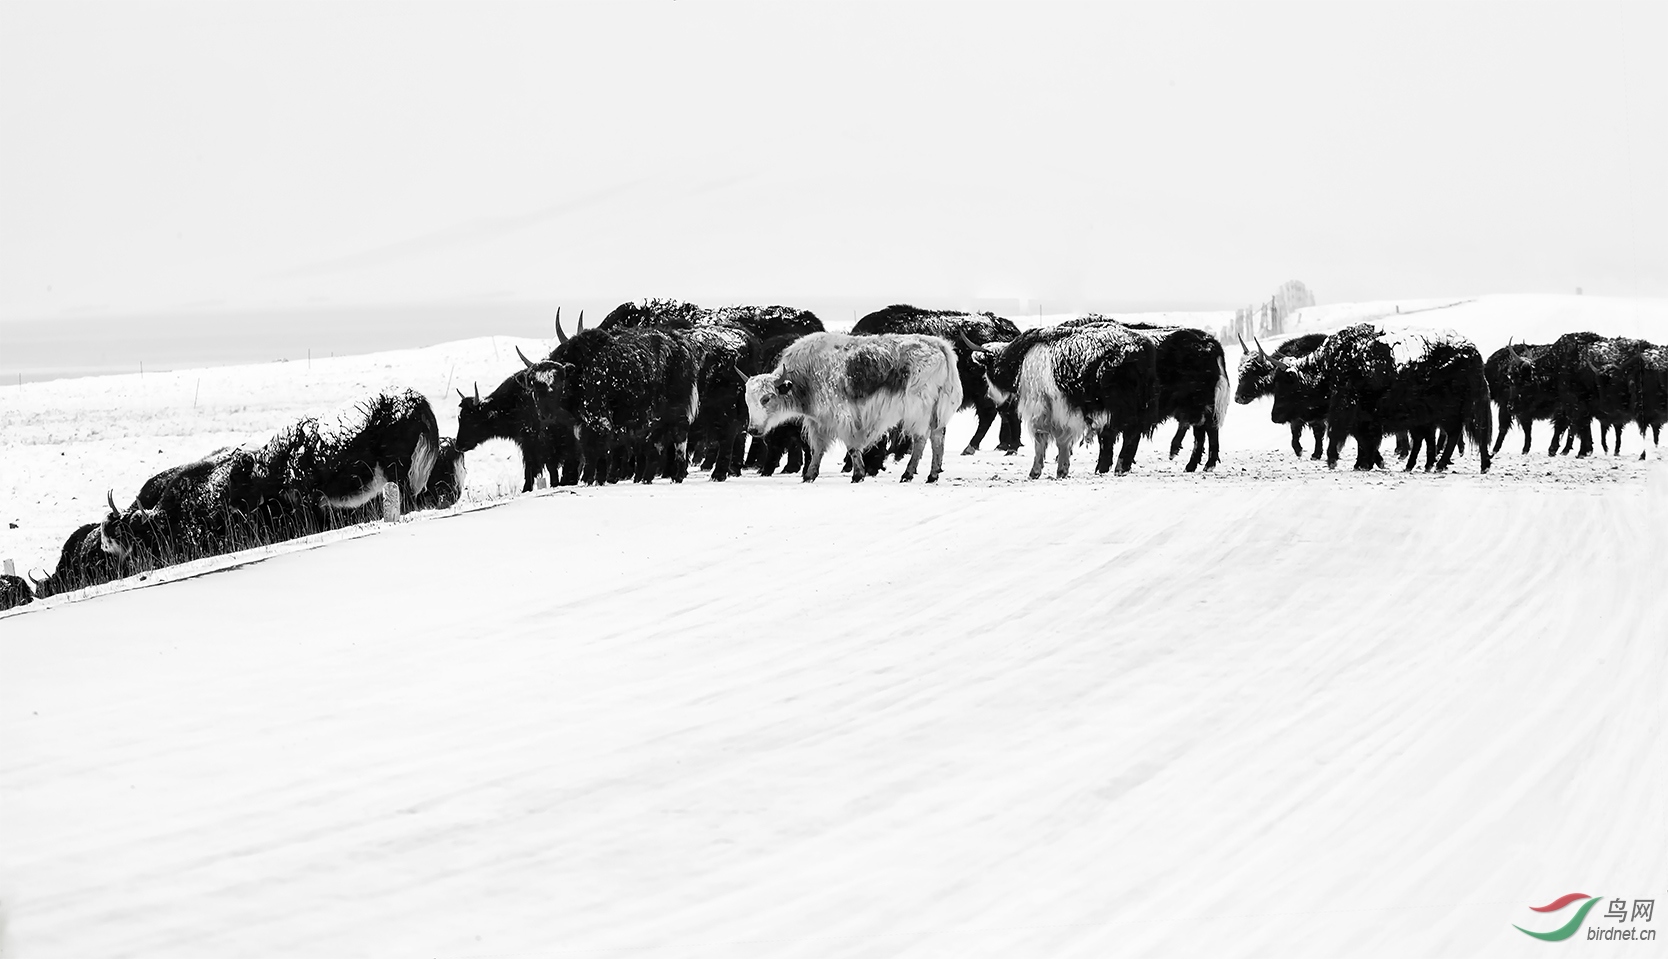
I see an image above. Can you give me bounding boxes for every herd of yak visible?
[2,300,1664,612]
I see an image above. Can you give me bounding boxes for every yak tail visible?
[407,394,440,499]
[1466,359,1493,474]
[936,336,963,428]
[1212,346,1231,430]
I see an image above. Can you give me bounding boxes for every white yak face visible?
[744,373,801,435]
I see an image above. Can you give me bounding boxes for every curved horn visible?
[106,489,119,515]
[576,311,585,334]
[1253,335,1269,360]
[1506,339,1530,366]
[457,388,469,402]
[473,381,481,403]
[515,345,536,370]
[554,307,568,345]
[1237,332,1248,353]
[955,332,983,355]
[732,360,749,380]
[28,569,47,588]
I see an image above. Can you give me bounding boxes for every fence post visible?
[3,559,14,577]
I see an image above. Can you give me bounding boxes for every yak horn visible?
[1237,332,1248,353]
[106,489,119,515]
[515,345,536,370]
[576,311,585,334]
[28,569,46,587]
[457,388,469,402]
[955,332,983,355]
[474,381,481,403]
[554,307,569,344]
[1253,335,1269,360]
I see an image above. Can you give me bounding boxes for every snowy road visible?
[3,478,1663,957]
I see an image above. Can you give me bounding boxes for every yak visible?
[744,332,962,482]
[971,322,1157,478]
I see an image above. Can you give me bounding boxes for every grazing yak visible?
[852,305,1022,460]
[542,315,700,485]
[971,322,1158,478]
[1063,316,1228,472]
[1237,332,1332,459]
[744,331,963,482]
[457,349,577,490]
[1,573,36,610]
[102,388,438,566]
[1265,324,1491,472]
[410,436,467,509]
[31,522,126,597]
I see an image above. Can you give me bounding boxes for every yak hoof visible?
[1028,468,1044,479]
[709,471,727,482]
[1005,449,1020,457]
[926,472,940,483]
[1185,462,1199,473]
[899,472,915,482]
[850,472,865,483]
[961,445,977,455]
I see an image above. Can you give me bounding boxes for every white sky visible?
[1,1,1663,321]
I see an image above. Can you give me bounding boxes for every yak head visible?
[1234,334,1278,405]
[99,490,164,562]
[951,333,1005,407]
[744,372,804,436]
[455,349,574,452]
[964,339,1011,405]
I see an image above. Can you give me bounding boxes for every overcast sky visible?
[1,1,1663,321]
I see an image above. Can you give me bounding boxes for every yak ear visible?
[774,376,794,395]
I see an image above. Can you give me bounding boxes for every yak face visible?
[967,345,1009,404]
[1235,350,1278,404]
[744,373,802,436]
[100,505,163,561]
[455,363,571,453]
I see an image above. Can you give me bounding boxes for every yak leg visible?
[1520,417,1534,456]
[1169,421,1188,459]
[901,431,927,482]
[1055,434,1074,479]
[1309,421,1325,460]
[801,428,827,482]
[1290,422,1305,457]
[1611,423,1623,457]
[847,446,868,483]
[710,427,736,482]
[1394,430,1410,458]
[964,402,997,455]
[1492,409,1512,454]
[1352,426,1380,471]
[381,484,402,522]
[1203,423,1221,471]
[1599,422,1610,454]
[1029,430,1051,479]
[927,426,947,482]
[1424,428,1439,471]
[1115,424,1141,474]
[1184,424,1206,472]
[1403,431,1421,472]
[997,404,1022,453]
[1095,425,1118,473]
[1574,417,1594,457]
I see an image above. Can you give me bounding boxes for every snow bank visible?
[2,481,1662,958]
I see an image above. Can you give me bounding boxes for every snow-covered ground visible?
[2,294,1666,957]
